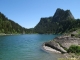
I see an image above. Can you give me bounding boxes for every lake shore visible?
[42,43,70,58]
[42,43,80,59]
[42,35,80,59]
[42,43,61,53]
[0,33,22,36]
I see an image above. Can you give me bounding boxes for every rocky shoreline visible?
[42,35,80,58]
[42,43,61,53]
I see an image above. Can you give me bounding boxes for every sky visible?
[0,0,80,28]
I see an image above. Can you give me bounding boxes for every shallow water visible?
[0,34,64,60]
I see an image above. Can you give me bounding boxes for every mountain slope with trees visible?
[0,8,80,34]
[34,8,80,34]
[0,12,30,34]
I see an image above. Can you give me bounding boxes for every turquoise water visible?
[0,34,64,60]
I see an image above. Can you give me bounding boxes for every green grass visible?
[67,45,80,55]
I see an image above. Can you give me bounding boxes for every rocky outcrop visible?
[43,35,80,53]
[52,8,74,22]
[44,41,67,53]
[54,36,80,49]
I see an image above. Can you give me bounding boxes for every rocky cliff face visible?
[52,8,74,22]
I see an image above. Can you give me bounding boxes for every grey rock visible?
[44,35,80,53]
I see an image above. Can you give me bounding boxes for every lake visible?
[0,34,64,60]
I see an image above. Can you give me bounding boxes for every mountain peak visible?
[52,8,74,22]
[56,8,64,12]
[65,10,74,19]
[34,8,76,34]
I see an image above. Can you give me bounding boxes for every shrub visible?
[67,45,80,54]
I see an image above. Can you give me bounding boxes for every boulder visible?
[44,35,80,53]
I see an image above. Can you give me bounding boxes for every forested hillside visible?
[34,8,80,34]
[0,12,29,34]
[0,8,80,34]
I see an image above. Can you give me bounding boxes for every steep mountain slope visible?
[0,12,28,34]
[34,8,80,34]
[52,8,74,22]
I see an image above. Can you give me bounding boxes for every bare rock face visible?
[45,40,67,53]
[52,8,74,22]
[55,36,80,49]
[44,36,80,53]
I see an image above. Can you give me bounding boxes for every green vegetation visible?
[67,45,80,55]
[0,12,24,34]
[0,12,34,34]
[0,8,80,34]
[34,8,80,34]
